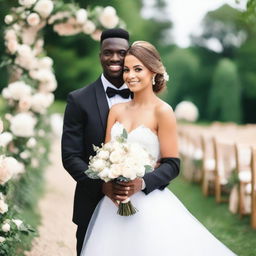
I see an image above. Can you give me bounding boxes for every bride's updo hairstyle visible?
[126,41,168,93]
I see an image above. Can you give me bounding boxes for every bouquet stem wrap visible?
[118,199,138,216]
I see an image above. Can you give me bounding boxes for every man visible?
[62,28,180,256]
[62,28,132,255]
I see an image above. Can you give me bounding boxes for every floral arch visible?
[0,0,123,253]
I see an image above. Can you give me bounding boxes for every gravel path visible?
[25,138,76,256]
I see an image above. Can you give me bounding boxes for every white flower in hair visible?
[163,71,169,81]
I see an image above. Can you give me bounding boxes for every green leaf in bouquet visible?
[84,169,100,179]
[92,144,99,152]
[121,128,128,139]
[144,165,153,173]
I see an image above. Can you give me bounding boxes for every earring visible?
[152,75,155,85]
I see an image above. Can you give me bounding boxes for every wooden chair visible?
[213,138,236,203]
[234,144,252,216]
[251,147,256,229]
[201,135,216,196]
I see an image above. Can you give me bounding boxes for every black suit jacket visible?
[61,77,179,227]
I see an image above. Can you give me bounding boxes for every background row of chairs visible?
[178,122,256,229]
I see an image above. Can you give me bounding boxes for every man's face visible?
[100,38,129,83]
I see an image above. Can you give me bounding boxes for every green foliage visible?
[46,43,101,99]
[208,58,242,122]
[48,99,66,114]
[163,48,200,108]
[192,4,245,57]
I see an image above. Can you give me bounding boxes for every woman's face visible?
[123,55,154,93]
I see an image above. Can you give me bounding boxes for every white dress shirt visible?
[101,74,146,190]
[101,74,131,108]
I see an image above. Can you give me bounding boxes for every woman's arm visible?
[157,104,179,158]
[142,103,180,194]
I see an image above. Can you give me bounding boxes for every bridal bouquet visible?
[85,128,154,216]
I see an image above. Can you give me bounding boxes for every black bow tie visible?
[106,87,131,99]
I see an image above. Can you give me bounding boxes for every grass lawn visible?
[168,176,256,256]
[48,99,66,114]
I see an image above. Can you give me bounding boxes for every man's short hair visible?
[100,28,129,44]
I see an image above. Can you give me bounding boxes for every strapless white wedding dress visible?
[80,122,236,256]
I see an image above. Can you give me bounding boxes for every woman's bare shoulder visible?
[155,100,175,120]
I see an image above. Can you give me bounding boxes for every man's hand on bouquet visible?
[102,181,119,207]
[114,178,143,200]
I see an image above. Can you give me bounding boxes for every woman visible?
[80,41,236,256]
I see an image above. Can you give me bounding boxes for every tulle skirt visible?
[80,189,236,256]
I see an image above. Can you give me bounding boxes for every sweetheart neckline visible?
[114,121,158,138]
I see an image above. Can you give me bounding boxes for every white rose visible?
[0,132,13,147]
[98,168,111,182]
[0,156,14,185]
[4,157,24,177]
[19,96,32,112]
[39,78,57,92]
[34,39,44,55]
[0,199,8,214]
[135,165,145,177]
[48,11,70,24]
[4,15,13,24]
[38,56,53,69]
[91,159,106,172]
[99,6,119,29]
[97,150,110,160]
[6,39,18,54]
[109,164,122,178]
[27,13,40,26]
[19,0,37,7]
[53,22,81,36]
[7,81,32,101]
[0,236,5,243]
[10,112,37,137]
[13,24,21,32]
[31,92,54,113]
[16,45,37,70]
[21,27,38,45]
[76,9,87,24]
[4,29,16,41]
[0,119,3,134]
[30,69,54,83]
[2,88,11,99]
[26,137,37,148]
[20,150,31,159]
[12,219,23,229]
[122,165,137,180]
[83,20,96,34]
[109,149,124,164]
[2,223,10,232]
[34,0,54,18]
[91,30,102,41]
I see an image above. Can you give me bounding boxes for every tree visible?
[191,4,246,58]
[163,48,200,108]
[208,58,242,123]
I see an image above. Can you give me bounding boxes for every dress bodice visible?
[111,122,160,162]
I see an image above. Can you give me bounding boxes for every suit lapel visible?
[95,77,109,129]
